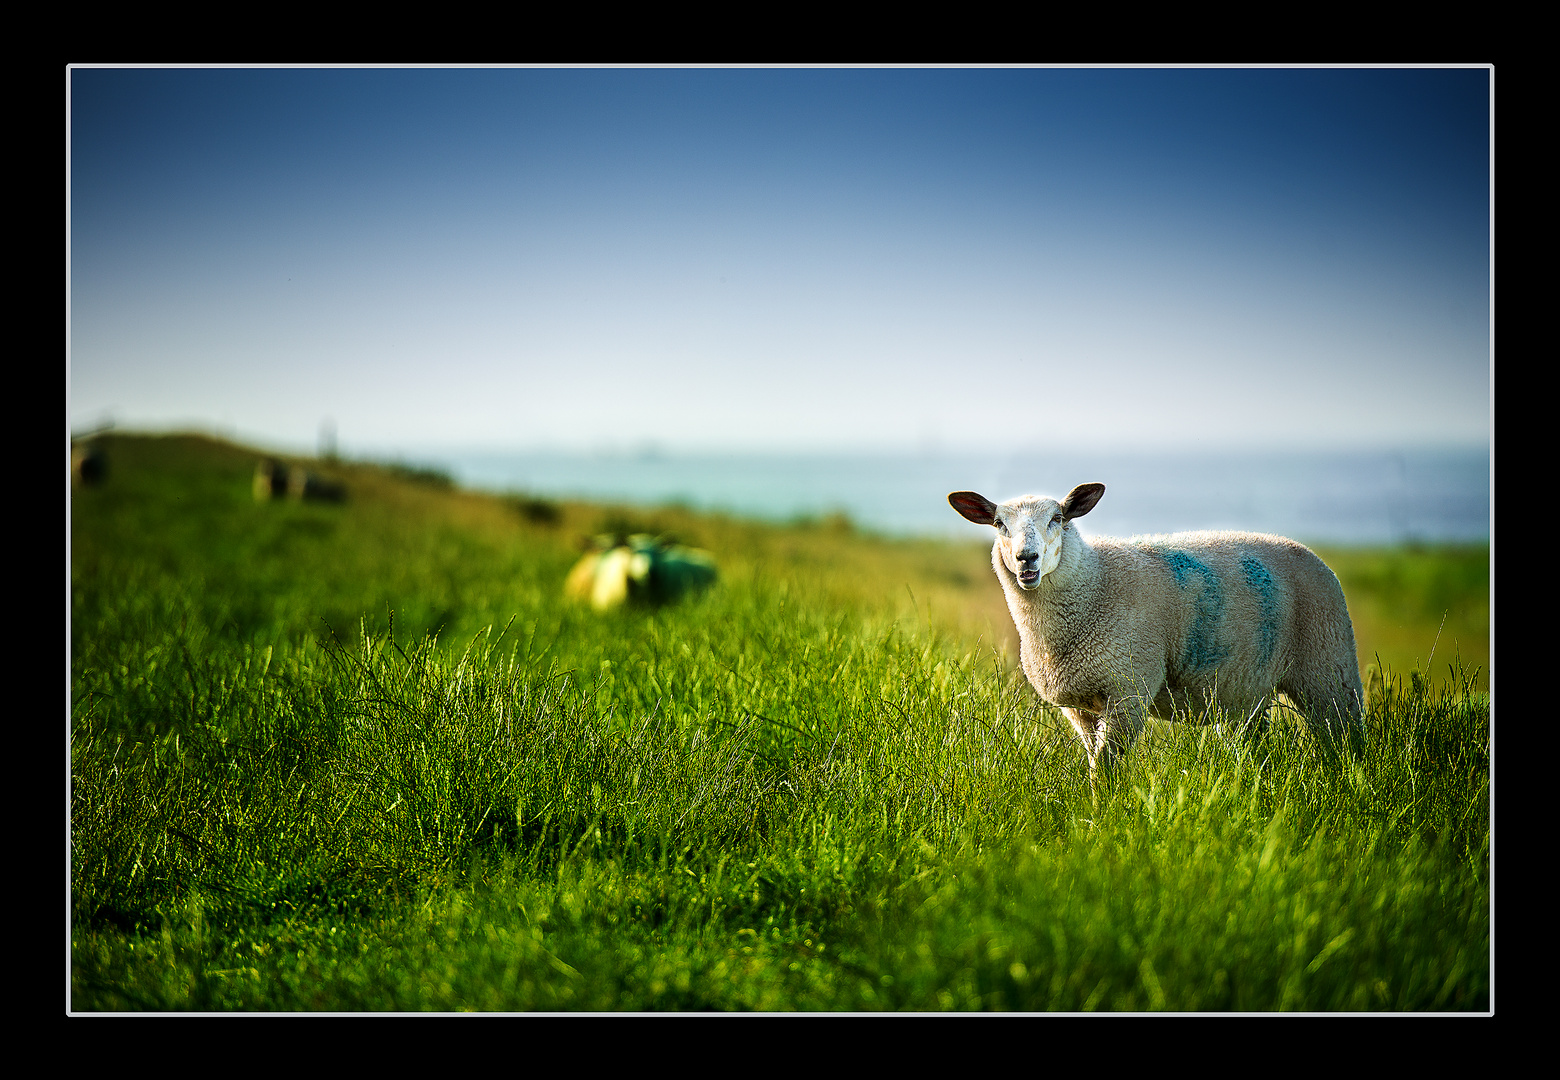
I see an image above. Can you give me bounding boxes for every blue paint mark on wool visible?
[1240,553,1280,670]
[1153,548,1229,671]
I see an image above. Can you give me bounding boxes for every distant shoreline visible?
[427,445,1490,547]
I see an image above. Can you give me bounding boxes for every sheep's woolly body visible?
[953,487,1364,774]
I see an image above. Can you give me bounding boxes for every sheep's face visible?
[948,484,1106,592]
[993,497,1068,590]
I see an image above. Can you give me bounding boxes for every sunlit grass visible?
[69,433,1490,1011]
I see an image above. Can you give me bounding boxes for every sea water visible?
[435,445,1490,546]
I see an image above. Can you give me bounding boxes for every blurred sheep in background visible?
[253,458,347,503]
[565,533,717,611]
[72,440,107,486]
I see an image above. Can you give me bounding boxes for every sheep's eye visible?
[997,521,1009,535]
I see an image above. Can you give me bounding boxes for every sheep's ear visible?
[1062,483,1105,519]
[948,491,999,526]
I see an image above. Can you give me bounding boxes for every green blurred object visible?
[565,533,717,610]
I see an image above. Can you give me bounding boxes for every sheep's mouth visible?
[1017,568,1041,588]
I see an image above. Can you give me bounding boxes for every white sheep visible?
[949,483,1364,780]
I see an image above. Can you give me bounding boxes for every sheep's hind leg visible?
[1232,693,1273,752]
[1283,675,1367,760]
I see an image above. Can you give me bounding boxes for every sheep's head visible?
[948,484,1105,591]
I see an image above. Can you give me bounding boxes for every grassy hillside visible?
[68,433,1490,1011]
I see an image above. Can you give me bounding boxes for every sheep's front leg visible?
[1063,699,1146,798]
[1062,706,1107,767]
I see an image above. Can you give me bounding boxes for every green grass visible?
[69,433,1490,1012]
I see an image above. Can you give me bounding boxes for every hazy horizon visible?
[69,66,1492,459]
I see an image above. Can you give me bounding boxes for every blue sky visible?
[68,67,1491,457]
